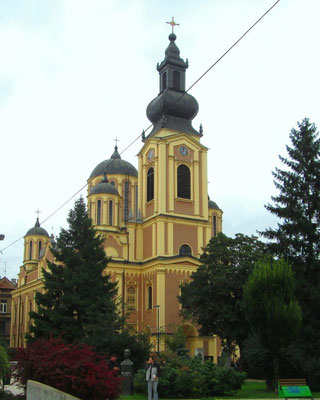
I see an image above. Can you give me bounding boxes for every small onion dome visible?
[26,218,49,237]
[89,146,137,180]
[90,173,119,196]
[208,199,221,210]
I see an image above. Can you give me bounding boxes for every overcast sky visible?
[1,0,319,280]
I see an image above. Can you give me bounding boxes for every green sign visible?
[279,385,312,398]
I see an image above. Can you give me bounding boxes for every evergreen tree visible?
[179,233,267,359]
[261,118,320,388]
[243,259,301,390]
[262,118,320,273]
[28,197,120,351]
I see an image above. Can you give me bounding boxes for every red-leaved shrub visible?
[14,338,121,400]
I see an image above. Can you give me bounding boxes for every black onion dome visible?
[208,199,221,210]
[26,218,49,237]
[147,90,198,123]
[89,146,138,179]
[90,173,120,195]
[90,183,119,195]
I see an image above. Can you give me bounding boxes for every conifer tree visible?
[262,118,320,274]
[29,197,120,351]
[261,118,320,387]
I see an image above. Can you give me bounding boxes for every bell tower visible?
[138,31,211,260]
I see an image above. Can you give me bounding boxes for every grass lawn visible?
[121,380,320,399]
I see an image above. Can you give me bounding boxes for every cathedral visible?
[10,30,223,361]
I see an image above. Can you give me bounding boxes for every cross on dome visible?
[35,209,41,219]
[113,137,120,148]
[166,17,179,33]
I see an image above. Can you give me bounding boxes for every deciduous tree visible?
[179,233,267,358]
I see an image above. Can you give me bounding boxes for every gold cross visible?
[166,17,179,34]
[35,209,41,219]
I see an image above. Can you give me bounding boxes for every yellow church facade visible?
[11,32,223,361]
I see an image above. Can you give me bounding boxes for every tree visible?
[179,233,267,359]
[29,197,120,351]
[111,328,151,371]
[15,338,122,399]
[262,118,320,273]
[0,345,9,389]
[243,258,301,390]
[165,325,188,356]
[261,118,320,387]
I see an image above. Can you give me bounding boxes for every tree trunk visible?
[273,355,280,394]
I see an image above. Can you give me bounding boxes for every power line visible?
[0,0,281,254]
[119,0,281,152]
[186,0,281,94]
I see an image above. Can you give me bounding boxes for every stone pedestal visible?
[121,349,134,395]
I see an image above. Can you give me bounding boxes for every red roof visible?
[0,277,17,290]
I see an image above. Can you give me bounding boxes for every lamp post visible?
[154,305,160,353]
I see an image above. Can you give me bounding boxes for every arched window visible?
[89,202,92,220]
[110,180,115,186]
[109,200,113,226]
[147,167,154,201]
[179,244,192,256]
[38,241,42,258]
[177,164,191,199]
[127,287,136,310]
[148,286,152,310]
[173,71,180,90]
[162,72,167,90]
[97,200,102,225]
[213,215,217,237]
[29,241,33,260]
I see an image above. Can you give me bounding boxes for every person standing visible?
[145,356,161,400]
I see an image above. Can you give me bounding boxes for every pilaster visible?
[156,269,166,335]
[201,150,208,219]
[158,142,167,213]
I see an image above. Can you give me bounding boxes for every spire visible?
[128,209,134,222]
[145,30,200,139]
[157,33,188,79]
[111,145,121,159]
[35,218,40,228]
[136,209,143,223]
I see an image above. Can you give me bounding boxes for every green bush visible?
[134,356,246,398]
[0,345,10,384]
